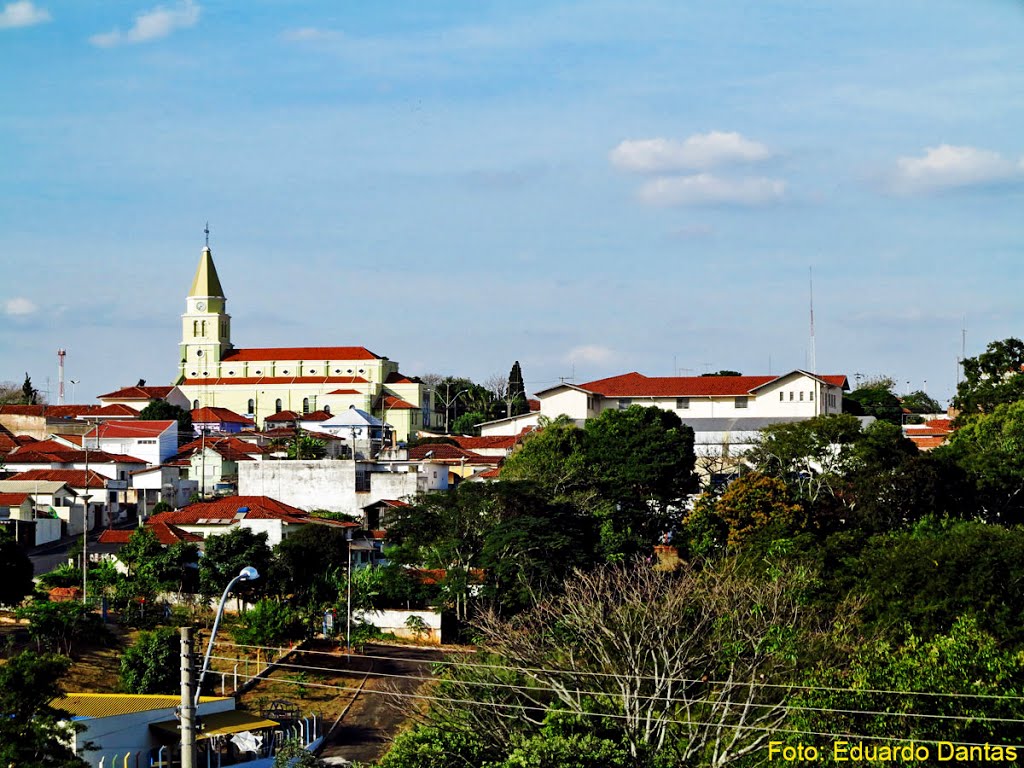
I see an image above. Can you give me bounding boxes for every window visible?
[779,392,784,401]
[789,391,794,401]
[676,397,690,409]
[799,391,804,401]
[324,405,331,415]
[247,399,255,414]
[138,439,157,445]
[193,399,199,409]
[302,398,310,414]
[618,398,632,409]
[809,391,814,401]
[735,396,748,409]
[275,399,283,413]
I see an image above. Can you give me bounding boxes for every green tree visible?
[0,530,34,606]
[450,410,487,436]
[119,627,179,694]
[199,527,273,600]
[701,369,742,377]
[901,389,942,415]
[787,617,1024,759]
[287,431,327,459]
[938,399,1024,522]
[16,600,107,656]
[953,337,1024,416]
[714,472,803,547]
[0,652,88,768]
[273,739,328,767]
[275,524,352,608]
[139,399,193,439]
[508,360,528,416]
[21,372,39,404]
[501,415,590,498]
[845,384,903,424]
[233,598,302,646]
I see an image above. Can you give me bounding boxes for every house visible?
[0,404,104,441]
[408,443,502,481]
[481,370,849,463]
[191,406,255,435]
[151,495,355,546]
[305,406,386,459]
[97,384,191,411]
[0,491,62,546]
[0,479,91,535]
[168,435,269,495]
[361,498,411,530]
[53,692,292,768]
[448,434,525,458]
[903,418,955,451]
[174,243,439,440]
[84,419,179,465]
[6,469,117,525]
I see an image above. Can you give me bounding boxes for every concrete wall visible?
[355,608,442,644]
[238,460,428,515]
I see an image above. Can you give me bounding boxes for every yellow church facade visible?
[175,245,437,440]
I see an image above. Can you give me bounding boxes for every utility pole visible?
[180,626,196,768]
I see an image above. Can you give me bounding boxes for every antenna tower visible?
[809,267,816,374]
[57,348,66,405]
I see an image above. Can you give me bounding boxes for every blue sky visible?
[2,0,1023,406]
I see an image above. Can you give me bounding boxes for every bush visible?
[120,627,178,694]
[232,599,302,647]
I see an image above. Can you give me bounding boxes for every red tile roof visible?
[574,371,849,398]
[182,376,370,386]
[91,404,141,417]
[98,385,176,400]
[0,404,103,418]
[476,467,502,479]
[156,496,317,526]
[221,346,380,362]
[265,411,299,422]
[450,435,520,450]
[408,444,500,463]
[4,446,146,465]
[299,410,332,422]
[527,398,541,412]
[384,372,418,384]
[0,492,30,506]
[99,521,203,546]
[0,424,20,455]
[328,389,362,395]
[908,436,947,450]
[191,407,255,426]
[90,420,175,439]
[8,469,107,489]
[379,395,417,410]
[169,436,267,464]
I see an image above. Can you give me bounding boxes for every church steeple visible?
[189,245,225,299]
[179,234,233,383]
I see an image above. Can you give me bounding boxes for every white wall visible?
[238,460,430,515]
[355,608,442,644]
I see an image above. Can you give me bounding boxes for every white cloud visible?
[566,345,614,365]
[892,144,1024,193]
[610,132,771,173]
[0,1,50,29]
[638,174,785,207]
[90,0,199,48]
[4,297,37,316]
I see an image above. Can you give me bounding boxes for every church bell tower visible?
[179,230,232,383]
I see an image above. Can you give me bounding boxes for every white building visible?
[84,419,179,465]
[481,370,849,460]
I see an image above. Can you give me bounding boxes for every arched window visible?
[247,399,255,414]
[275,399,282,413]
[323,405,331,415]
[302,398,310,414]
[193,399,199,409]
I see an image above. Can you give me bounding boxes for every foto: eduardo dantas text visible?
[767,741,1018,762]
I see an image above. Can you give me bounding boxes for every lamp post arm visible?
[195,573,243,707]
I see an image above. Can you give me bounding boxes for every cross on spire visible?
[204,222,210,248]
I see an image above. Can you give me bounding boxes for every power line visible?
[220,669,1024,751]
[215,641,1024,704]
[204,653,1024,727]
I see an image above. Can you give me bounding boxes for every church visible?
[175,243,437,441]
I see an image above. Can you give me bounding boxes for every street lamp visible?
[195,566,259,707]
[346,529,353,662]
[437,385,468,434]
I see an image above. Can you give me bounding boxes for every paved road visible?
[319,643,444,766]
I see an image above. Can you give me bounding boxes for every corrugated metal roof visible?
[151,709,280,740]
[52,693,230,719]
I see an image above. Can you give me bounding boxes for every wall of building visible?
[355,608,442,644]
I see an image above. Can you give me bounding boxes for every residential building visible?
[83,419,179,465]
[174,243,438,440]
[0,479,92,535]
[191,406,255,435]
[96,384,191,411]
[6,469,117,525]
